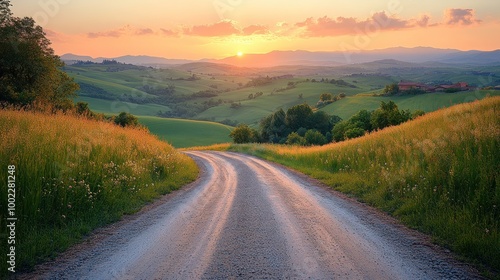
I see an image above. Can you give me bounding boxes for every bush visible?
[230,124,256,144]
[114,112,139,127]
[305,129,327,146]
[286,132,306,145]
[344,127,365,139]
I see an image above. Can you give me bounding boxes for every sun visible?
[237,51,243,57]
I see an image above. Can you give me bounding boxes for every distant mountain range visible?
[61,47,500,68]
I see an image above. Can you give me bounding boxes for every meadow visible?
[229,97,500,275]
[138,116,232,148]
[0,110,198,273]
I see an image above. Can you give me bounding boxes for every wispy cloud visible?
[160,28,179,37]
[83,8,482,40]
[444,9,481,25]
[87,26,131,38]
[136,28,154,36]
[242,25,269,35]
[293,12,416,37]
[184,20,240,37]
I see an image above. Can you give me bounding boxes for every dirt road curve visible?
[27,151,479,279]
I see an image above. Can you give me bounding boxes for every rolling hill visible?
[228,96,500,275]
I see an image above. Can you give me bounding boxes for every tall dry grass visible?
[0,109,198,273]
[230,97,500,275]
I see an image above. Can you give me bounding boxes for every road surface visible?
[27,151,479,279]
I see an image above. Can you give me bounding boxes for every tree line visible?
[0,0,141,128]
[230,101,425,145]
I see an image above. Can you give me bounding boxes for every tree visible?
[383,83,399,95]
[285,132,306,145]
[349,109,372,131]
[308,110,333,135]
[114,112,139,127]
[230,124,255,144]
[332,120,350,142]
[370,101,410,130]
[344,127,365,139]
[285,103,313,131]
[320,93,333,101]
[0,0,79,108]
[304,129,327,146]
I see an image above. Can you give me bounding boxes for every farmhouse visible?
[398,81,470,93]
[398,81,428,91]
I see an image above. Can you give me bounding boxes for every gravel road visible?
[26,151,480,279]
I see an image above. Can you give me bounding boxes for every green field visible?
[228,97,500,277]
[138,116,233,148]
[66,61,500,147]
[75,96,171,116]
[321,90,500,119]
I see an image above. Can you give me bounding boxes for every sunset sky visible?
[10,0,500,59]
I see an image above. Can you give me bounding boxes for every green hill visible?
[138,116,233,148]
[66,62,500,146]
[320,90,499,119]
[229,96,500,276]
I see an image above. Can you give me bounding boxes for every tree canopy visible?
[0,0,79,109]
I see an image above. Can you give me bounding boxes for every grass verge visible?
[229,97,500,277]
[0,109,198,275]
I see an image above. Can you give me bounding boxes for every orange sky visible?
[10,0,500,59]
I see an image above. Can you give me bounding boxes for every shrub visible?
[114,112,139,127]
[304,129,327,146]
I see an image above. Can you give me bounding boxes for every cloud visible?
[242,25,269,35]
[416,15,431,27]
[136,28,154,36]
[87,26,131,38]
[184,20,240,37]
[294,12,415,37]
[445,9,481,25]
[160,28,179,37]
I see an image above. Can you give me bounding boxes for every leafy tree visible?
[296,127,308,137]
[320,93,333,101]
[412,110,426,119]
[260,108,290,143]
[114,112,139,127]
[308,110,333,135]
[349,109,372,131]
[332,120,350,142]
[383,83,399,95]
[230,124,255,144]
[285,132,306,145]
[344,127,365,139]
[370,101,410,130]
[304,129,327,146]
[285,103,313,131]
[0,0,79,108]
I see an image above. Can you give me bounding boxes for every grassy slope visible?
[138,116,233,148]
[0,110,198,274]
[321,90,500,119]
[75,96,171,116]
[229,97,500,276]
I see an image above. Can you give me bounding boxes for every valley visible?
[65,55,500,147]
